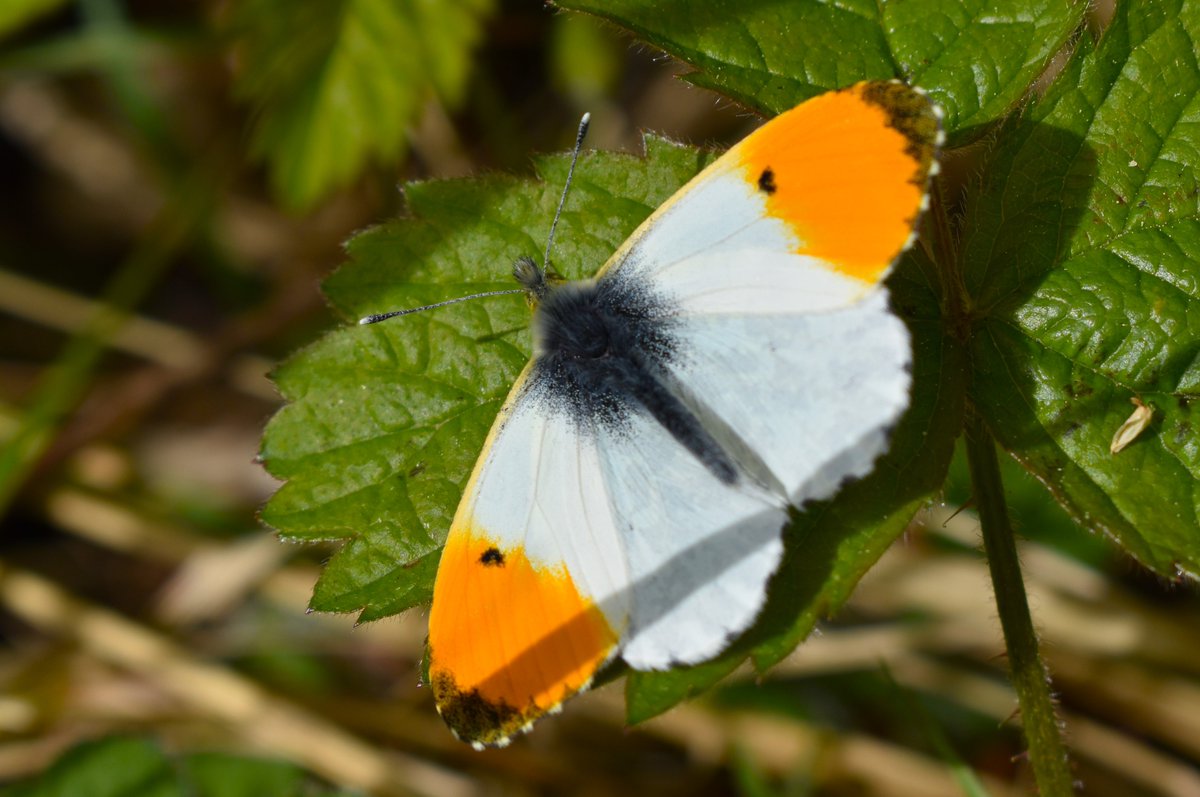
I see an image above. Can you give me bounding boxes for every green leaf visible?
[0,737,176,797]
[550,13,624,102]
[181,752,342,797]
[261,136,720,617]
[229,0,492,210]
[880,0,1085,139]
[965,0,1200,575]
[0,736,351,797]
[0,0,68,40]
[554,0,1083,140]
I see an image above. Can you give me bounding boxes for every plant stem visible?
[964,411,1075,795]
[927,173,963,320]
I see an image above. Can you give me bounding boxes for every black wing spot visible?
[758,167,777,194]
[480,547,505,567]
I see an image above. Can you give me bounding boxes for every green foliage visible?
[551,13,624,102]
[0,0,69,40]
[555,0,1084,142]
[259,0,1199,740]
[0,737,353,797]
[967,0,1200,574]
[229,0,492,210]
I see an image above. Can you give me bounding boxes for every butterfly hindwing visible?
[657,290,913,508]
[427,369,629,748]
[592,399,789,670]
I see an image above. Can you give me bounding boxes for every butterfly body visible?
[533,275,738,485]
[412,80,942,748]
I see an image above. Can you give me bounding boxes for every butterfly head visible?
[513,255,566,306]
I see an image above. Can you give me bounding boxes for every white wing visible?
[603,166,875,314]
[467,394,631,616]
[426,377,632,747]
[582,290,908,671]
[592,406,788,669]
[662,289,911,507]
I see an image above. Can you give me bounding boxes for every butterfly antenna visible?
[543,112,590,270]
[361,114,590,326]
[358,289,525,325]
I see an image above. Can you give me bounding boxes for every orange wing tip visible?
[427,528,619,746]
[737,79,942,284]
[432,668,538,749]
[855,81,942,182]
[431,667,591,748]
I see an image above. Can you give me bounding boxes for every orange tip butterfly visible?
[362,80,942,748]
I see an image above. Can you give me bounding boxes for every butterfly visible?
[362,80,941,748]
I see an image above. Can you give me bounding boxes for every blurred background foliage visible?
[0,1,1197,796]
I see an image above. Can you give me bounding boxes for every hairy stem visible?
[964,412,1075,795]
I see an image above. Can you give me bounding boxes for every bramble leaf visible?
[964,0,1200,577]
[555,0,1083,142]
[229,0,491,210]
